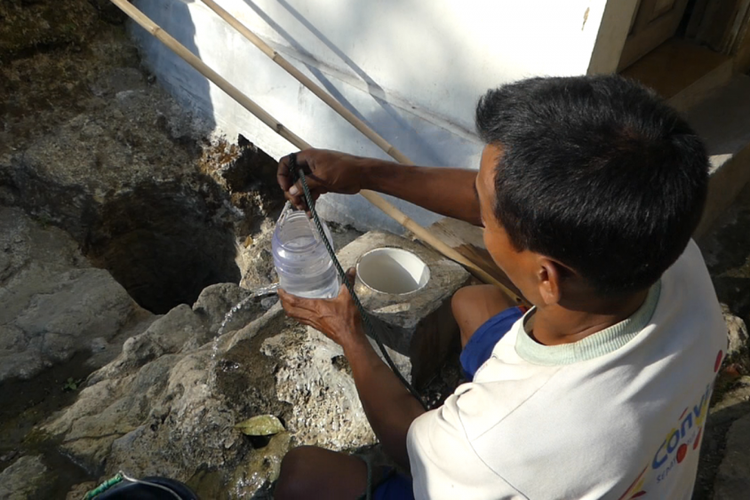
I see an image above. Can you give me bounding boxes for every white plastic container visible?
[356,248,430,295]
[272,210,340,299]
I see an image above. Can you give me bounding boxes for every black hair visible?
[475,75,708,295]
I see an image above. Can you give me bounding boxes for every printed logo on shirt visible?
[617,349,723,500]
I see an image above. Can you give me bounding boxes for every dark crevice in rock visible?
[83,181,242,314]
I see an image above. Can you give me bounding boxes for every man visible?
[273,75,727,499]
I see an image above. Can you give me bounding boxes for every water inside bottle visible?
[272,210,340,299]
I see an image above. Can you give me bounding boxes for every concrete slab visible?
[336,231,471,387]
[685,76,750,238]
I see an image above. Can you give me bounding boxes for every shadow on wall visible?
[244,0,447,166]
[133,0,216,131]
[114,1,244,314]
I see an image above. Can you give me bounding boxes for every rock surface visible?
[0,455,50,500]
[722,304,750,373]
[0,8,369,497]
[712,411,750,499]
[39,278,379,497]
[261,325,376,450]
[34,230,468,497]
[3,2,750,499]
[0,207,151,382]
[0,0,99,61]
[0,18,283,315]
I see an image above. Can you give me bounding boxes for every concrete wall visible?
[131,0,612,233]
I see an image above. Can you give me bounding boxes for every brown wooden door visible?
[618,0,692,70]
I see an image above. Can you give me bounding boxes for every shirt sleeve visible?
[407,392,528,500]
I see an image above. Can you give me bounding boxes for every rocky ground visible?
[1,1,750,499]
[0,2,370,498]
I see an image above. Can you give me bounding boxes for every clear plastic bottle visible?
[272,210,340,299]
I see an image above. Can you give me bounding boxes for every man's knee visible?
[452,286,476,345]
[451,286,477,324]
[275,446,319,500]
[452,285,517,347]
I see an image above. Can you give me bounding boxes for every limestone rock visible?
[712,412,750,499]
[192,282,271,336]
[721,304,749,372]
[262,326,377,450]
[0,455,51,500]
[42,300,241,476]
[40,281,379,497]
[0,207,151,382]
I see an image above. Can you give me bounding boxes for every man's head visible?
[474,75,708,304]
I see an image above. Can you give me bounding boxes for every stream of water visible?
[211,283,280,360]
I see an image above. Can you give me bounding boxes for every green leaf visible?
[234,415,285,436]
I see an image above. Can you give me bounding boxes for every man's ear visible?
[537,258,564,305]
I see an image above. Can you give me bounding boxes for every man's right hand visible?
[277,148,482,226]
[277,149,363,211]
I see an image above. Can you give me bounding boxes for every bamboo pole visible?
[109,0,523,304]
[199,0,414,166]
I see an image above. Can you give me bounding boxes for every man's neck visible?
[526,289,649,346]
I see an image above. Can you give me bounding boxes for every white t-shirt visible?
[407,240,728,499]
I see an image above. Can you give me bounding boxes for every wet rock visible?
[192,283,267,336]
[0,207,151,382]
[40,281,378,497]
[230,432,292,498]
[712,412,750,499]
[261,325,377,450]
[42,300,229,475]
[0,455,51,500]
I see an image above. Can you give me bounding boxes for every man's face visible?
[476,144,543,305]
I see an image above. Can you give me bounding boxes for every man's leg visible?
[451,284,517,348]
[275,446,382,500]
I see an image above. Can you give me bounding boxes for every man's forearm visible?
[358,158,481,226]
[343,328,425,471]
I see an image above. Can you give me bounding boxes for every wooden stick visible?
[200,0,414,166]
[109,0,523,304]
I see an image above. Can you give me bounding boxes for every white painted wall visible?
[130,0,613,233]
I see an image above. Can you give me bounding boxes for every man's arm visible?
[362,160,481,226]
[340,323,425,470]
[277,272,425,470]
[278,149,481,226]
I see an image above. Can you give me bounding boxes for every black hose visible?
[289,154,426,409]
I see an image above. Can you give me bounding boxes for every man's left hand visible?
[277,268,364,349]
